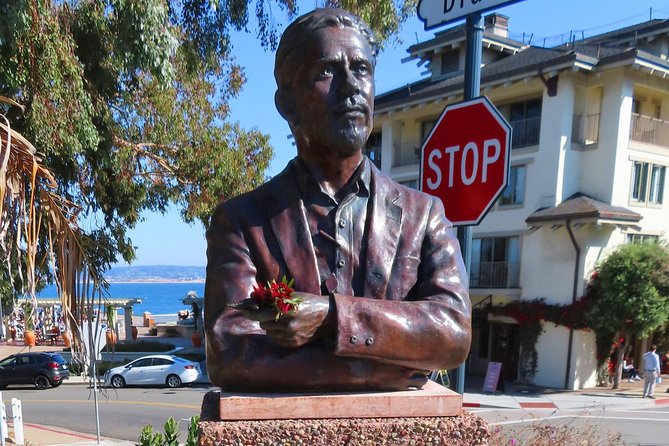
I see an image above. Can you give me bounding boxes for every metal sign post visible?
[417,0,525,394]
[453,12,485,396]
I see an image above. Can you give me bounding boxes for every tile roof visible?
[376,19,669,111]
[525,193,642,224]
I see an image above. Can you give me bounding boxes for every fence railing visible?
[470,261,520,288]
[630,113,669,147]
[572,113,600,145]
[511,116,541,148]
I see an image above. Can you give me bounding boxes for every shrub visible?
[138,415,200,446]
[174,352,206,363]
[489,419,625,445]
[113,341,175,352]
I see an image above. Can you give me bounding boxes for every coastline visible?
[106,279,205,284]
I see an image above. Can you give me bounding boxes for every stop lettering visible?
[420,97,511,226]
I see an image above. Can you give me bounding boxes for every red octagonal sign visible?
[420,96,511,226]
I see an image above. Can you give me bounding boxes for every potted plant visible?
[105,304,117,345]
[22,301,36,347]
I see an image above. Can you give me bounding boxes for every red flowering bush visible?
[250,276,302,321]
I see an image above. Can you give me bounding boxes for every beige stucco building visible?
[370,15,669,389]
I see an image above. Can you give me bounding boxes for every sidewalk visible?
[463,374,669,411]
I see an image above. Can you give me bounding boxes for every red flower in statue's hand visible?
[248,276,302,321]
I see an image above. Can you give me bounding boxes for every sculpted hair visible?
[274,8,379,90]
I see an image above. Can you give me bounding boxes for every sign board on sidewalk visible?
[420,96,511,226]
[483,361,503,393]
[418,0,525,29]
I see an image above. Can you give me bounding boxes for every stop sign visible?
[420,96,511,226]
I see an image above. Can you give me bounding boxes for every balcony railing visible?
[470,261,520,288]
[511,116,541,149]
[630,113,669,147]
[572,113,600,145]
[392,141,420,168]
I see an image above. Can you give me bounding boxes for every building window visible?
[440,49,460,75]
[627,233,659,244]
[499,165,526,206]
[631,161,665,205]
[510,99,541,148]
[470,236,520,288]
[365,131,382,168]
[421,119,437,143]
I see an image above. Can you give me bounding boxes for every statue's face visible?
[289,26,375,158]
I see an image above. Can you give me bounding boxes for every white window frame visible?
[630,160,665,206]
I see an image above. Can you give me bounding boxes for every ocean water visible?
[37,282,205,315]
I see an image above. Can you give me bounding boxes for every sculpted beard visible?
[328,97,372,157]
[330,124,369,157]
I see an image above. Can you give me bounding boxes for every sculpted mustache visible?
[335,97,368,111]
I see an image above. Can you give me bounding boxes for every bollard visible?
[0,391,6,446]
[11,398,23,446]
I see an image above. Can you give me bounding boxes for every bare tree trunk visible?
[612,335,626,390]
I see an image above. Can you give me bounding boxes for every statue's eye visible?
[319,64,334,78]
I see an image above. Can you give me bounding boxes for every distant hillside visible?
[105,265,205,282]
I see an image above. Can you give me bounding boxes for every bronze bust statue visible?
[204,8,471,392]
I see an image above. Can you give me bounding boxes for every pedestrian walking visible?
[642,344,661,399]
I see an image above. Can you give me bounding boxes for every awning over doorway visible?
[525,193,642,230]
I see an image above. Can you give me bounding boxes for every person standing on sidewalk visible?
[642,344,661,399]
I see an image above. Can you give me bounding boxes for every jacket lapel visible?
[266,164,321,295]
[363,165,402,299]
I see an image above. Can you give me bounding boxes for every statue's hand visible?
[259,292,334,348]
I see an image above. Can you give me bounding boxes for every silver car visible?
[104,354,200,388]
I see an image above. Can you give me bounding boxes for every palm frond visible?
[1,97,104,357]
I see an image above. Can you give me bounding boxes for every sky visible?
[123,0,668,267]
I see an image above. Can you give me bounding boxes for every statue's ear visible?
[275,89,298,125]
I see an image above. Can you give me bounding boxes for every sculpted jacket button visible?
[337,259,345,268]
[365,337,374,346]
[339,219,346,228]
[349,335,358,344]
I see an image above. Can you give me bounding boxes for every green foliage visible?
[329,0,418,47]
[517,322,542,385]
[21,300,34,331]
[162,418,179,446]
[138,415,200,446]
[586,242,669,341]
[185,415,200,446]
[138,425,163,446]
[105,304,115,329]
[0,0,415,286]
[114,340,175,352]
[174,351,206,362]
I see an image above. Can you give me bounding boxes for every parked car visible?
[104,354,200,388]
[0,352,70,390]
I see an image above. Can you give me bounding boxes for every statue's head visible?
[274,8,378,159]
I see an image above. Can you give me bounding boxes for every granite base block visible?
[198,382,489,445]
[198,412,489,446]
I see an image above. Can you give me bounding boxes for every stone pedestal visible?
[199,382,489,445]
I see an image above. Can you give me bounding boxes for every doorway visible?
[490,323,519,381]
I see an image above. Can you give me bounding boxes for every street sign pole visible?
[455,12,484,396]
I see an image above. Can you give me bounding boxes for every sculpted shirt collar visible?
[291,156,371,203]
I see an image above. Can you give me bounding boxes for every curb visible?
[24,423,98,442]
[464,402,519,409]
